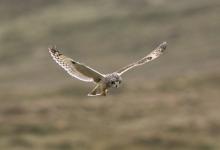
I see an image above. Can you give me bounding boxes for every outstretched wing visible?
[117,42,167,75]
[49,47,105,83]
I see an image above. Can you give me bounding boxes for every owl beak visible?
[115,82,120,88]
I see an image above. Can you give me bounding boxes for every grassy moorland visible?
[0,0,220,150]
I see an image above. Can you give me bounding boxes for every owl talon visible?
[101,89,108,96]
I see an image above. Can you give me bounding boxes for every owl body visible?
[49,42,167,96]
[88,73,122,96]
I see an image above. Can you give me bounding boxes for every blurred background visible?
[0,0,220,150]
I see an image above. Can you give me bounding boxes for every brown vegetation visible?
[0,0,220,149]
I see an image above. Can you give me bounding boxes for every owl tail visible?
[88,84,102,96]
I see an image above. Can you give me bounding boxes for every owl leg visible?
[88,84,101,96]
[101,88,108,96]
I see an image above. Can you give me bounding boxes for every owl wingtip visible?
[161,41,168,46]
[48,45,57,51]
[159,41,168,52]
[162,41,168,45]
[48,45,62,56]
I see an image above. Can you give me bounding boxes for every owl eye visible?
[119,81,121,84]
[111,81,115,84]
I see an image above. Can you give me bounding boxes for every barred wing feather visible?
[49,47,104,83]
[117,42,167,75]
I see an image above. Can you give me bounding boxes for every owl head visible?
[106,73,122,88]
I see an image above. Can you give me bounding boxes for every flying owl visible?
[49,42,167,96]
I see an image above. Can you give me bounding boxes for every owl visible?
[49,42,167,96]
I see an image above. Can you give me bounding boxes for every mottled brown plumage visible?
[49,42,167,96]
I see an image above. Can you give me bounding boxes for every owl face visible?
[110,78,122,88]
[106,73,122,88]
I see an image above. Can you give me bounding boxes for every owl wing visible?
[117,42,167,75]
[49,47,105,83]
